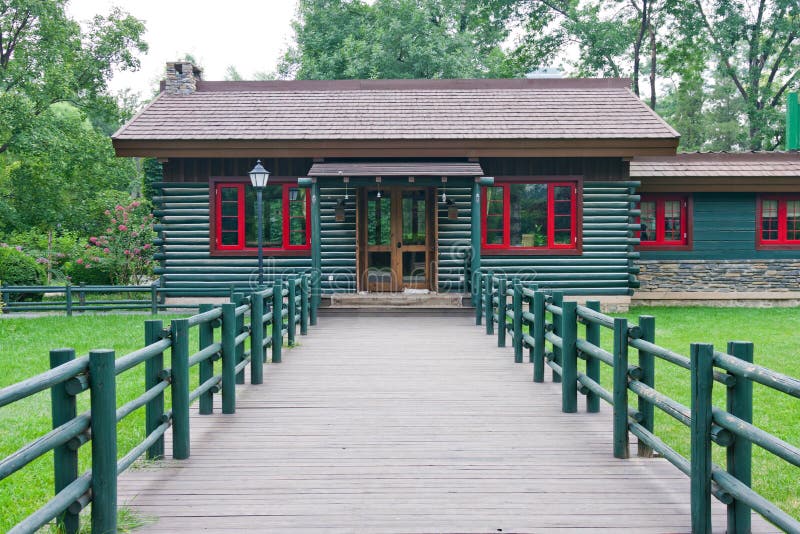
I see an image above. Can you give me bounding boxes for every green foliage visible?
[0,245,44,290]
[1,229,83,283]
[141,158,164,202]
[279,0,516,79]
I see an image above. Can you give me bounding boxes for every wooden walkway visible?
[119,313,774,533]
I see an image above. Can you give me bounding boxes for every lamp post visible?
[249,159,270,287]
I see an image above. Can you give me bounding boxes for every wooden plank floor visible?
[119,314,776,533]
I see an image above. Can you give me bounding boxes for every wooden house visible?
[112,61,799,308]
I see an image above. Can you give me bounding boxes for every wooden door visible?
[361,187,433,292]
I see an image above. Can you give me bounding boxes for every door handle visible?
[396,242,402,248]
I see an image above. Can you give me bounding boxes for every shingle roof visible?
[307,161,484,176]
[631,152,800,177]
[113,79,679,142]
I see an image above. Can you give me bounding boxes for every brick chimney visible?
[164,61,202,95]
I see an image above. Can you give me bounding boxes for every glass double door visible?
[362,187,432,292]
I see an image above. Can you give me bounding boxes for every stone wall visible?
[165,61,202,95]
[637,259,800,292]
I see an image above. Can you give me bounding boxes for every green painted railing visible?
[480,274,800,534]
[0,274,313,533]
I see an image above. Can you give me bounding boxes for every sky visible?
[66,0,299,98]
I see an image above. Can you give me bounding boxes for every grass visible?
[0,313,191,532]
[0,307,798,530]
[588,306,800,521]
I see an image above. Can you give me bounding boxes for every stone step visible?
[324,292,472,309]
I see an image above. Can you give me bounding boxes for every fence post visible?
[78,282,86,312]
[475,273,483,326]
[250,296,264,385]
[221,303,237,414]
[497,277,507,347]
[65,283,72,317]
[231,292,246,385]
[50,348,79,534]
[287,275,297,346]
[88,349,117,534]
[551,292,563,383]
[300,274,309,335]
[150,281,159,315]
[170,318,191,459]
[561,301,578,413]
[612,317,629,459]
[272,279,283,363]
[484,272,494,335]
[198,304,216,412]
[533,291,546,383]
[585,301,601,413]
[144,320,165,458]
[310,270,319,327]
[690,343,714,534]
[726,341,753,534]
[637,315,656,457]
[513,279,523,363]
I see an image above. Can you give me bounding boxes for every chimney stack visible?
[164,61,202,95]
[787,92,799,151]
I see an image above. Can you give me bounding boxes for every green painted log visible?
[249,297,264,385]
[612,318,629,459]
[471,181,481,305]
[301,275,310,334]
[311,182,321,325]
[88,349,117,534]
[533,291,547,383]
[197,305,216,412]
[690,343,715,534]
[220,303,237,414]
[726,341,753,534]
[272,280,283,363]
[637,315,655,458]
[512,279,523,363]
[287,276,297,346]
[551,292,564,383]
[50,349,79,534]
[497,277,507,348]
[144,321,166,459]
[475,275,483,325]
[584,301,601,413]
[561,301,578,413]
[231,293,246,385]
[170,318,191,459]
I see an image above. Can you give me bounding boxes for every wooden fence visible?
[0,274,314,533]
[479,272,800,534]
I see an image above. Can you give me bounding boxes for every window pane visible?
[288,188,307,245]
[219,186,239,247]
[367,191,391,246]
[762,199,779,241]
[485,186,505,245]
[245,185,283,248]
[640,201,656,242]
[787,200,800,241]
[509,184,547,247]
[663,200,682,242]
[402,191,426,245]
[553,186,573,245]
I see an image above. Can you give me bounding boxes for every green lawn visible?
[1,307,798,531]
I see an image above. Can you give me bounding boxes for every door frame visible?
[356,186,437,292]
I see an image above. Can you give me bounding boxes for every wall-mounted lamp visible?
[335,199,346,222]
[376,176,382,198]
[447,198,458,220]
[441,176,448,203]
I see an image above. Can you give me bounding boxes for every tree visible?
[279,0,516,80]
[0,1,147,153]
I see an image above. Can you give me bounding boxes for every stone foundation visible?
[637,259,800,293]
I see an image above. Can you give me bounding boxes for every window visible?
[482,181,577,251]
[757,195,800,247]
[214,182,310,252]
[638,195,689,247]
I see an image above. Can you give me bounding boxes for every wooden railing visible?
[0,274,313,533]
[480,273,800,534]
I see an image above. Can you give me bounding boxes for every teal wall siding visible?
[437,185,471,293]
[480,182,639,295]
[154,183,312,296]
[319,182,357,294]
[639,193,800,261]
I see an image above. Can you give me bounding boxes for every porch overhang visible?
[307,161,484,177]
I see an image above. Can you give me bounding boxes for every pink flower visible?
[85,263,92,268]
[115,205,124,211]
[76,258,84,265]
[124,249,130,255]
[133,248,141,254]
[103,247,110,253]
[131,201,141,208]
[106,228,113,234]
[118,224,127,231]
[15,245,22,251]
[104,209,111,216]
[110,219,117,224]
[122,212,129,221]
[132,232,139,237]
[89,236,98,243]
[143,244,151,250]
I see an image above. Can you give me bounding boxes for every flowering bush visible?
[83,199,156,285]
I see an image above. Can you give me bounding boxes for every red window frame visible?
[756,195,800,248]
[637,194,691,249]
[211,180,311,255]
[481,180,578,253]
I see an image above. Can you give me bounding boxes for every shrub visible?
[64,254,114,285]
[0,245,45,301]
[2,229,83,283]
